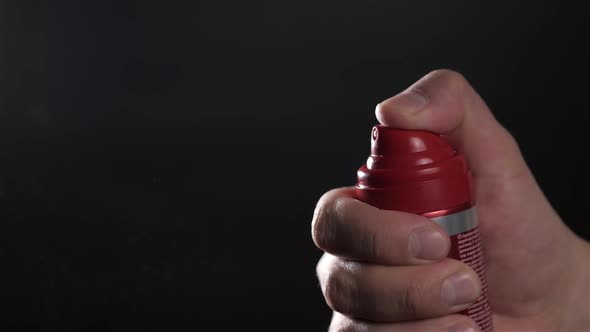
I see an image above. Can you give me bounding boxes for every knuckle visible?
[429,69,470,93]
[393,279,425,319]
[324,265,358,315]
[330,323,366,332]
[329,314,369,332]
[316,254,331,282]
[432,68,467,83]
[356,225,380,261]
[312,192,343,251]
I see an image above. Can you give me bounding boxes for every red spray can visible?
[356,125,493,332]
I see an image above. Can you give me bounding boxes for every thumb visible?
[375,69,527,181]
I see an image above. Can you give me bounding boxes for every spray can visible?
[356,125,493,332]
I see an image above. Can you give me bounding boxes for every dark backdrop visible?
[1,1,588,331]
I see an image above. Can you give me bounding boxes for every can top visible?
[370,125,453,156]
[356,125,472,214]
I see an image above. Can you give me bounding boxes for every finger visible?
[375,69,528,180]
[317,254,481,322]
[329,312,481,332]
[312,187,450,265]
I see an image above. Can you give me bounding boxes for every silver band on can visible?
[431,207,478,236]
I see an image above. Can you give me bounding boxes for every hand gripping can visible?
[356,125,493,332]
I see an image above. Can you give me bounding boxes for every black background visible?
[0,1,588,331]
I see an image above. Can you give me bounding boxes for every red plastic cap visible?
[356,125,472,214]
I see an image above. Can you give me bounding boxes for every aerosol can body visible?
[356,125,493,332]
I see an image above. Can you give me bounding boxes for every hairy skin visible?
[313,70,590,332]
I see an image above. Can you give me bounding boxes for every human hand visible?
[312,70,590,331]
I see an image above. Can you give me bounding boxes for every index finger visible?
[311,187,450,265]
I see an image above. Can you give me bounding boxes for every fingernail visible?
[408,227,448,260]
[381,89,428,113]
[446,321,480,332]
[441,273,481,307]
